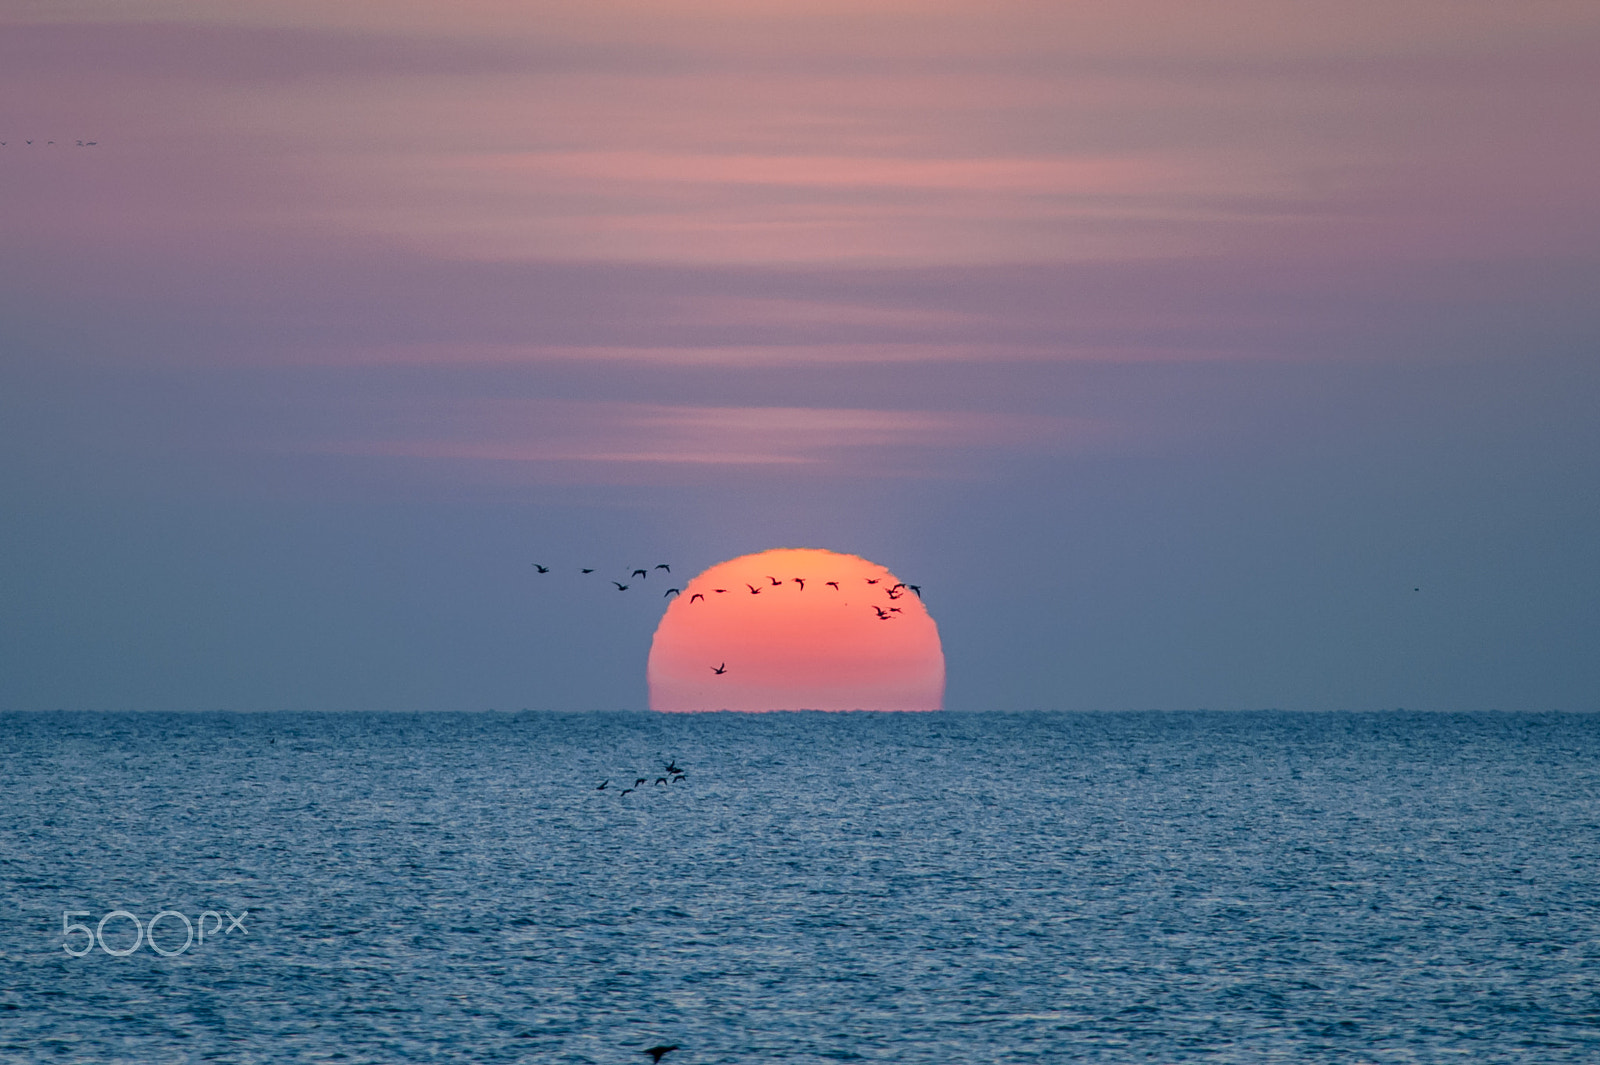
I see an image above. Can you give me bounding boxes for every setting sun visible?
[647,548,944,712]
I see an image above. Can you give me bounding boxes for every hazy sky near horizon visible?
[3,1,1598,711]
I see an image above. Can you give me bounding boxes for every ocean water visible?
[2,710,1597,1063]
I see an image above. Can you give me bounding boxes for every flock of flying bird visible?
[531,559,925,677]
[532,562,920,613]
[1,140,99,146]
[596,758,688,797]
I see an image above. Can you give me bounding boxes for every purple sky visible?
[3,2,1598,710]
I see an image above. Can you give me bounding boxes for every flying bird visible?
[746,584,762,595]
[907,584,922,598]
[655,777,668,785]
[689,593,704,603]
[581,568,594,574]
[644,1046,680,1063]
[873,606,893,619]
[532,564,549,573]
[792,578,805,589]
[635,778,648,786]
[620,788,634,796]
[767,575,783,586]
[613,582,630,591]
[664,588,681,598]
[826,581,839,590]
[712,663,727,674]
[713,588,728,594]
[596,780,608,790]
[865,578,880,585]
[632,569,649,579]
[889,607,902,613]
[656,564,671,572]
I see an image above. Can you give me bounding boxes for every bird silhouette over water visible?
[644,1046,680,1063]
[655,777,668,785]
[596,780,608,790]
[635,778,648,786]
[711,663,727,674]
[620,787,634,796]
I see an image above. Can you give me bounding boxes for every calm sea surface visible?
[2,711,1598,1063]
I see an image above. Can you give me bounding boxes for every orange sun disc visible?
[647,547,944,712]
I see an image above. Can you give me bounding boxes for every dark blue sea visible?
[2,711,1597,1063]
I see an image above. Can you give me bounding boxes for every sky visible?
[2,0,1597,712]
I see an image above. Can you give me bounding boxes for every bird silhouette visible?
[746,584,761,595]
[635,778,648,786]
[826,581,839,590]
[873,606,892,619]
[612,582,630,591]
[713,588,728,594]
[767,575,783,586]
[907,584,922,598]
[620,788,634,796]
[711,663,727,674]
[793,578,805,589]
[865,578,880,585]
[533,564,549,573]
[689,593,704,603]
[655,777,668,785]
[644,1046,680,1063]
[596,780,608,790]
[656,564,671,572]
[632,569,649,579]
[581,568,594,573]
[664,588,681,598]
[889,606,902,613]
